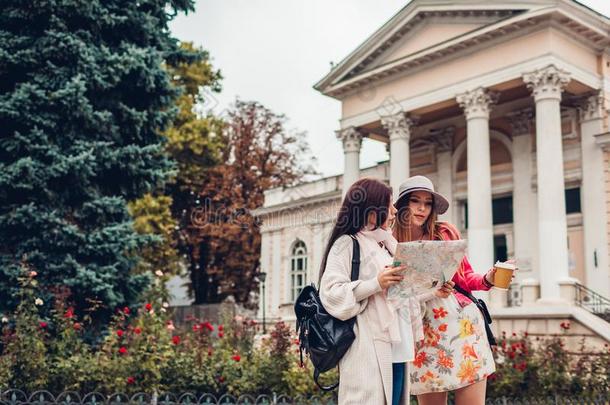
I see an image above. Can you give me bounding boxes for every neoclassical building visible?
[255,0,610,344]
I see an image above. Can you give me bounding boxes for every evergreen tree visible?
[0,0,198,321]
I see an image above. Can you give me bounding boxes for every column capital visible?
[506,107,534,136]
[336,127,363,153]
[522,65,571,102]
[594,132,610,151]
[456,87,499,120]
[576,92,605,123]
[430,126,455,152]
[381,112,418,142]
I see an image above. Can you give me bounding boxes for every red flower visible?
[432,307,448,319]
[218,331,224,338]
[218,324,224,331]
[126,376,135,385]
[172,335,181,345]
[560,321,570,330]
[134,327,142,335]
[64,307,74,319]
[232,354,241,362]
[208,348,213,356]
[116,329,124,338]
[438,323,448,332]
[119,346,128,355]
[145,303,152,311]
[73,322,81,331]
[414,351,427,368]
[192,324,200,332]
[218,376,225,383]
[202,322,214,332]
[39,321,47,328]
[123,306,130,315]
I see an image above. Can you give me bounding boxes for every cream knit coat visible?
[319,232,411,405]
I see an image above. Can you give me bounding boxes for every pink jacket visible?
[437,222,492,307]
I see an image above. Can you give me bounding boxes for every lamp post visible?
[258,272,267,334]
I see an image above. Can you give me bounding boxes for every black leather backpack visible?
[294,235,360,391]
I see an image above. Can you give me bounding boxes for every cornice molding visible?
[318,8,608,99]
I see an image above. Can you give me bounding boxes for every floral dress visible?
[409,293,496,394]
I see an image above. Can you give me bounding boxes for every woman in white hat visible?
[393,175,498,405]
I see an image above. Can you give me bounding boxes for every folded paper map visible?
[387,240,468,304]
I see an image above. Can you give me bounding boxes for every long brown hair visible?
[319,178,392,282]
[393,191,442,243]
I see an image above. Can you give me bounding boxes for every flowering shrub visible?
[0,270,607,400]
[488,329,610,398]
[0,270,335,401]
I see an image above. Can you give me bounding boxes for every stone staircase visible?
[489,279,610,349]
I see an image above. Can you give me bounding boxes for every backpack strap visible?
[314,368,340,391]
[453,284,497,346]
[349,235,360,282]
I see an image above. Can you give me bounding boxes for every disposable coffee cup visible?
[492,261,516,290]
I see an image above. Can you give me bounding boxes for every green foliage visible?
[127,194,182,303]
[1,266,48,392]
[3,276,606,400]
[488,329,610,398]
[0,275,338,399]
[0,0,198,322]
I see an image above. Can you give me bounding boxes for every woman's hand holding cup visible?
[378,265,406,290]
[487,259,518,289]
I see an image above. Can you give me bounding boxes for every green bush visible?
[0,271,336,400]
[488,329,610,398]
[0,273,607,401]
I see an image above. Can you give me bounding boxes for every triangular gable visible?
[367,20,494,71]
[314,1,544,93]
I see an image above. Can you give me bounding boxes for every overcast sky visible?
[170,0,610,179]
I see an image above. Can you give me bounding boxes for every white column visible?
[337,127,363,197]
[435,127,455,223]
[381,113,416,199]
[578,92,610,296]
[523,65,572,302]
[258,230,271,320]
[457,87,498,276]
[508,108,538,278]
[271,230,282,316]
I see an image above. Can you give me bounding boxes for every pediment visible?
[315,0,610,99]
[367,19,492,71]
[342,9,526,82]
[314,1,547,94]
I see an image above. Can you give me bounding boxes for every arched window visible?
[290,240,308,302]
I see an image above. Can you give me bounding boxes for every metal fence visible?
[1,390,608,405]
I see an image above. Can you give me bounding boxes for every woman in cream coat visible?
[319,178,452,405]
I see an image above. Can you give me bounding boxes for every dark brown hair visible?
[318,178,392,282]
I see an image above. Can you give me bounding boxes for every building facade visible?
[255,0,610,344]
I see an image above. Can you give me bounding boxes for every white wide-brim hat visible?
[395,175,449,214]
